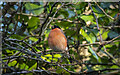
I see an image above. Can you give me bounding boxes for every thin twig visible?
[88,2,117,63]
[105,35,120,45]
[3,42,49,63]
[32,2,58,46]
[5,38,36,53]
[41,2,65,36]
[57,64,82,74]
[2,69,50,75]
[95,1,115,20]
[39,2,58,36]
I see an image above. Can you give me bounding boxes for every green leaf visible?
[45,29,51,39]
[89,33,96,43]
[10,34,25,40]
[28,16,39,29]
[97,28,109,41]
[54,54,62,58]
[6,49,14,55]
[98,17,109,25]
[44,54,52,58]
[88,46,101,62]
[101,56,109,63]
[41,55,51,62]
[105,44,113,48]
[8,60,17,66]
[66,29,76,37]
[44,54,61,62]
[26,73,33,75]
[29,37,38,42]
[20,63,29,70]
[57,9,69,18]
[28,62,37,71]
[102,30,109,40]
[80,28,93,43]
[26,60,36,68]
[47,3,51,13]
[95,13,105,18]
[54,21,73,28]
[111,65,120,68]
[80,15,94,22]
[15,14,29,22]
[56,66,64,74]
[108,31,119,39]
[25,3,44,15]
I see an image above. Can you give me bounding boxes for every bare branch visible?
[88,2,117,63]
[95,2,115,20]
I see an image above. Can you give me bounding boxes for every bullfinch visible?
[48,25,68,52]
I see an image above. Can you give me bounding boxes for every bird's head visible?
[52,25,61,29]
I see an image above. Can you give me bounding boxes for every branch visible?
[5,38,36,53]
[79,35,120,47]
[88,2,117,63]
[2,62,16,72]
[4,3,25,39]
[57,64,82,74]
[85,68,120,74]
[104,70,120,75]
[95,2,115,20]
[51,62,119,66]
[40,2,65,36]
[3,42,49,63]
[105,35,120,45]
[39,2,58,36]
[100,26,120,29]
[3,69,50,75]
[32,2,58,46]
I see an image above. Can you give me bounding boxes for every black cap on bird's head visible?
[52,25,61,29]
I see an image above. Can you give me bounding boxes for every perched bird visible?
[48,25,68,52]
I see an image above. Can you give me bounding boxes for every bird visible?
[48,25,68,53]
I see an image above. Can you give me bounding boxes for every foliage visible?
[1,2,120,75]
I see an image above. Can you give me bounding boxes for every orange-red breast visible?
[48,25,68,52]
